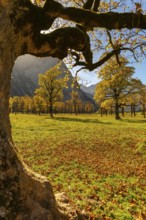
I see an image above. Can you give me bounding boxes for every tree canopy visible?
[35,63,68,117]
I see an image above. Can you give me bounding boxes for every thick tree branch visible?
[93,0,101,12]
[73,49,121,71]
[60,9,146,29]
[27,27,91,60]
[106,30,121,65]
[45,8,146,30]
[36,0,146,30]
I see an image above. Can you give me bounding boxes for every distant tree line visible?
[9,96,95,115]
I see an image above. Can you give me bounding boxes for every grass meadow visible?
[11,113,146,220]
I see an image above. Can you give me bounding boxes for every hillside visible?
[81,84,96,96]
[11,55,94,104]
[80,84,97,99]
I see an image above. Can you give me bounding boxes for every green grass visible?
[11,113,146,219]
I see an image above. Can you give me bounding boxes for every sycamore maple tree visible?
[0,0,146,219]
[35,64,68,118]
[94,56,142,119]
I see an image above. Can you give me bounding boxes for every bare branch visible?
[73,49,121,70]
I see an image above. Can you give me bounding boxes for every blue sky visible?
[133,61,146,84]
[70,60,146,86]
[68,0,146,86]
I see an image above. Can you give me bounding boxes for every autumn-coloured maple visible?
[35,64,68,117]
[94,56,142,119]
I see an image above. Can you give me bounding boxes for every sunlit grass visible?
[11,113,146,219]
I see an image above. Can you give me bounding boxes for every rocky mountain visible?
[10,55,94,104]
[80,84,96,97]
[80,84,98,109]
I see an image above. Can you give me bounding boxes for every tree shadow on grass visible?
[54,116,112,124]
[121,119,146,123]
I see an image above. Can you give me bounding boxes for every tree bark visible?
[0,3,63,219]
[105,110,108,116]
[49,102,54,118]
[100,107,103,117]
[130,105,133,117]
[115,102,121,120]
[121,107,124,117]
[60,9,146,30]
[133,105,136,116]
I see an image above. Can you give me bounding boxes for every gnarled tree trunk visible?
[0,2,63,219]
